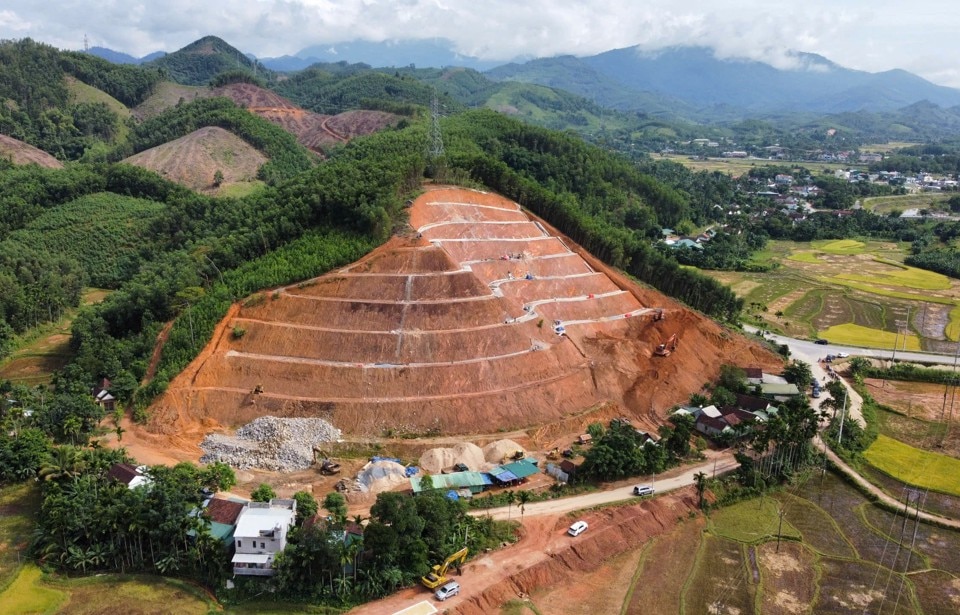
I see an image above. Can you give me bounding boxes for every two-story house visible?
[231,498,297,576]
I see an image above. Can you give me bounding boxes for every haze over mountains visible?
[86,36,960,121]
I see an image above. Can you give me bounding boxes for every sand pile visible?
[419,442,487,473]
[483,439,526,464]
[356,460,410,493]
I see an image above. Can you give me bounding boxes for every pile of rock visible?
[200,416,342,471]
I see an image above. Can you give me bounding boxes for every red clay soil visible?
[211,83,300,110]
[0,133,63,168]
[144,185,781,448]
[349,488,704,615]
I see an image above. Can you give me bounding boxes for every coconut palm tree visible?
[694,471,708,509]
[517,490,532,522]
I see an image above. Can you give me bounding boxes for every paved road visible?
[745,325,960,367]
[472,450,739,521]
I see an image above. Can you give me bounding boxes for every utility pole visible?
[837,389,848,447]
[776,507,786,552]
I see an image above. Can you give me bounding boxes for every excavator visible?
[654,333,679,357]
[421,547,469,589]
[313,446,341,475]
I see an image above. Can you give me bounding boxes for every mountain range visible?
[87,37,960,121]
[489,46,960,115]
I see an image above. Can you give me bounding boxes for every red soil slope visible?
[146,186,780,444]
[133,82,399,155]
[0,134,63,168]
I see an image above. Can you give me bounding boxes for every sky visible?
[2,0,959,88]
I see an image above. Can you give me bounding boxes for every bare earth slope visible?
[133,81,399,154]
[147,186,779,445]
[0,134,63,168]
[122,126,266,192]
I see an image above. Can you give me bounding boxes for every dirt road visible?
[348,452,735,615]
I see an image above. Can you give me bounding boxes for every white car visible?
[568,520,588,536]
[435,581,460,601]
[837,352,849,358]
[633,485,655,496]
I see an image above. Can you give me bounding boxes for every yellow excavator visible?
[421,547,469,589]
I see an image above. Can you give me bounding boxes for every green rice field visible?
[704,239,960,351]
[864,434,960,497]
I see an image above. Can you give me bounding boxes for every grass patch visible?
[501,599,542,615]
[824,277,957,305]
[0,288,111,385]
[709,497,800,544]
[835,265,951,291]
[0,483,40,592]
[864,434,960,497]
[0,565,67,614]
[216,180,267,199]
[775,492,856,559]
[819,323,922,350]
[813,239,867,255]
[946,305,960,342]
[787,251,821,263]
[47,574,217,615]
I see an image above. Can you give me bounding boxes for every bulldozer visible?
[421,547,469,590]
[313,446,341,475]
[546,447,560,460]
[654,333,678,357]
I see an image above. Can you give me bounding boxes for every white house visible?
[232,498,297,576]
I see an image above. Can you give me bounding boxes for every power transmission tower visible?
[83,34,89,53]
[429,90,445,159]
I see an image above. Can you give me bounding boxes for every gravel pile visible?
[356,460,409,493]
[200,416,342,471]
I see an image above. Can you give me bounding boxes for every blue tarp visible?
[446,490,459,501]
[488,466,520,484]
[404,466,419,477]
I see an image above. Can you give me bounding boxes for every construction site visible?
[146,186,776,452]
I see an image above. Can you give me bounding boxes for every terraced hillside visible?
[147,187,778,444]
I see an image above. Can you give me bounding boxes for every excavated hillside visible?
[147,186,780,446]
[0,134,63,168]
[133,82,399,154]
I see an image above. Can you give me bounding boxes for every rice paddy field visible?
[706,239,960,352]
[661,155,849,177]
[590,471,960,614]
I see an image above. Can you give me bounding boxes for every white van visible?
[567,520,588,536]
[435,581,460,601]
[633,485,655,497]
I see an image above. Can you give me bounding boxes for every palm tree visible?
[505,490,517,521]
[694,471,708,510]
[39,446,84,482]
[517,490,532,522]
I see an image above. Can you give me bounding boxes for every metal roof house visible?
[410,471,492,494]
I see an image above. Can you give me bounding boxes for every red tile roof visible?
[206,498,245,526]
[106,463,140,485]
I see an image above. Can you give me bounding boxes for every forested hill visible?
[0,35,740,450]
[145,36,273,86]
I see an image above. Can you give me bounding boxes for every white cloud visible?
[0,0,959,87]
